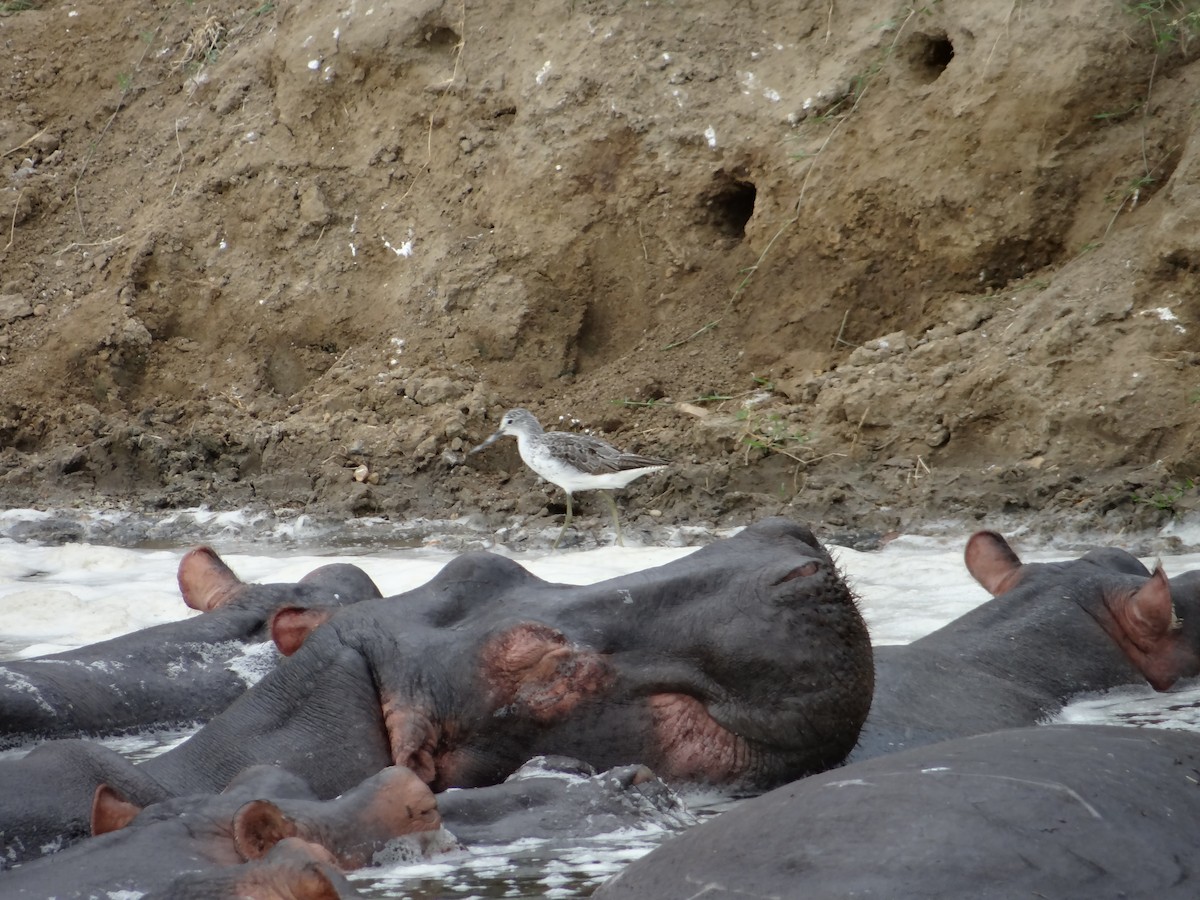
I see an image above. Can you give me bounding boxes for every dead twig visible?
[982,0,1020,77]
[53,234,129,256]
[4,189,22,251]
[398,0,467,205]
[170,118,185,197]
[848,405,870,456]
[2,128,47,158]
[832,308,852,350]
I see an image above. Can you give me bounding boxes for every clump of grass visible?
[172,15,228,73]
[736,409,810,463]
[1126,0,1200,55]
[1133,478,1196,515]
[0,0,42,15]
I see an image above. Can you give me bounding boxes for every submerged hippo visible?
[435,755,696,844]
[595,724,1200,899]
[144,837,366,900]
[851,530,1200,762]
[0,548,383,749]
[4,764,447,897]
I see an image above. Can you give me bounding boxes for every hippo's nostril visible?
[775,562,819,585]
[612,764,657,788]
[629,765,655,786]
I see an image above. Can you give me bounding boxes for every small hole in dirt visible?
[907,32,954,83]
[423,26,460,48]
[702,177,757,240]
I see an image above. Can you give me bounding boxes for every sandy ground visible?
[2,0,1200,550]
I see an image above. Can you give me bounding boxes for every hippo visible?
[0,518,874,865]
[0,548,383,749]
[0,739,171,868]
[593,723,1200,899]
[9,756,690,898]
[144,837,366,900]
[849,530,1200,762]
[3,764,448,897]
[434,755,696,844]
[137,517,873,797]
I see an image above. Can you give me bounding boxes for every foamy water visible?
[3,514,1200,896]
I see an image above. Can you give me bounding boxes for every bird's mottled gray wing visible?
[541,432,667,476]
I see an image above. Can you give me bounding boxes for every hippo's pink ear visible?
[233,799,299,861]
[964,531,1024,596]
[91,784,142,835]
[177,546,244,612]
[1107,565,1193,691]
[270,607,336,656]
[1125,565,1179,646]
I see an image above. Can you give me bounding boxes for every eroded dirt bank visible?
[1,0,1199,550]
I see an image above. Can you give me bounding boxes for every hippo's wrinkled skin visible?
[0,549,383,749]
[139,518,873,799]
[849,531,1200,763]
[594,724,1200,900]
[3,764,446,897]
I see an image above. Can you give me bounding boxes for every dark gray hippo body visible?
[0,739,170,868]
[0,549,382,749]
[850,531,1200,763]
[139,518,873,799]
[435,755,696,844]
[0,518,873,869]
[594,724,1200,900]
[2,764,445,897]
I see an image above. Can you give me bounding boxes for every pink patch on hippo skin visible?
[481,623,614,723]
[646,692,749,784]
[774,561,819,584]
[270,607,337,656]
[380,701,441,785]
[356,767,442,837]
[315,766,444,869]
[226,837,345,900]
[177,546,245,612]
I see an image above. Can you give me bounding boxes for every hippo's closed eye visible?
[774,562,820,584]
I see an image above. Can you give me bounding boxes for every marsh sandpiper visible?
[470,408,667,548]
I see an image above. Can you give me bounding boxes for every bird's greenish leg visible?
[552,492,574,550]
[603,491,624,547]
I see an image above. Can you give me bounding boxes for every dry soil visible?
[2,0,1200,551]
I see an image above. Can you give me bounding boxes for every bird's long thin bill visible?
[469,431,503,454]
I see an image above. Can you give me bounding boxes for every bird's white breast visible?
[516,434,661,493]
